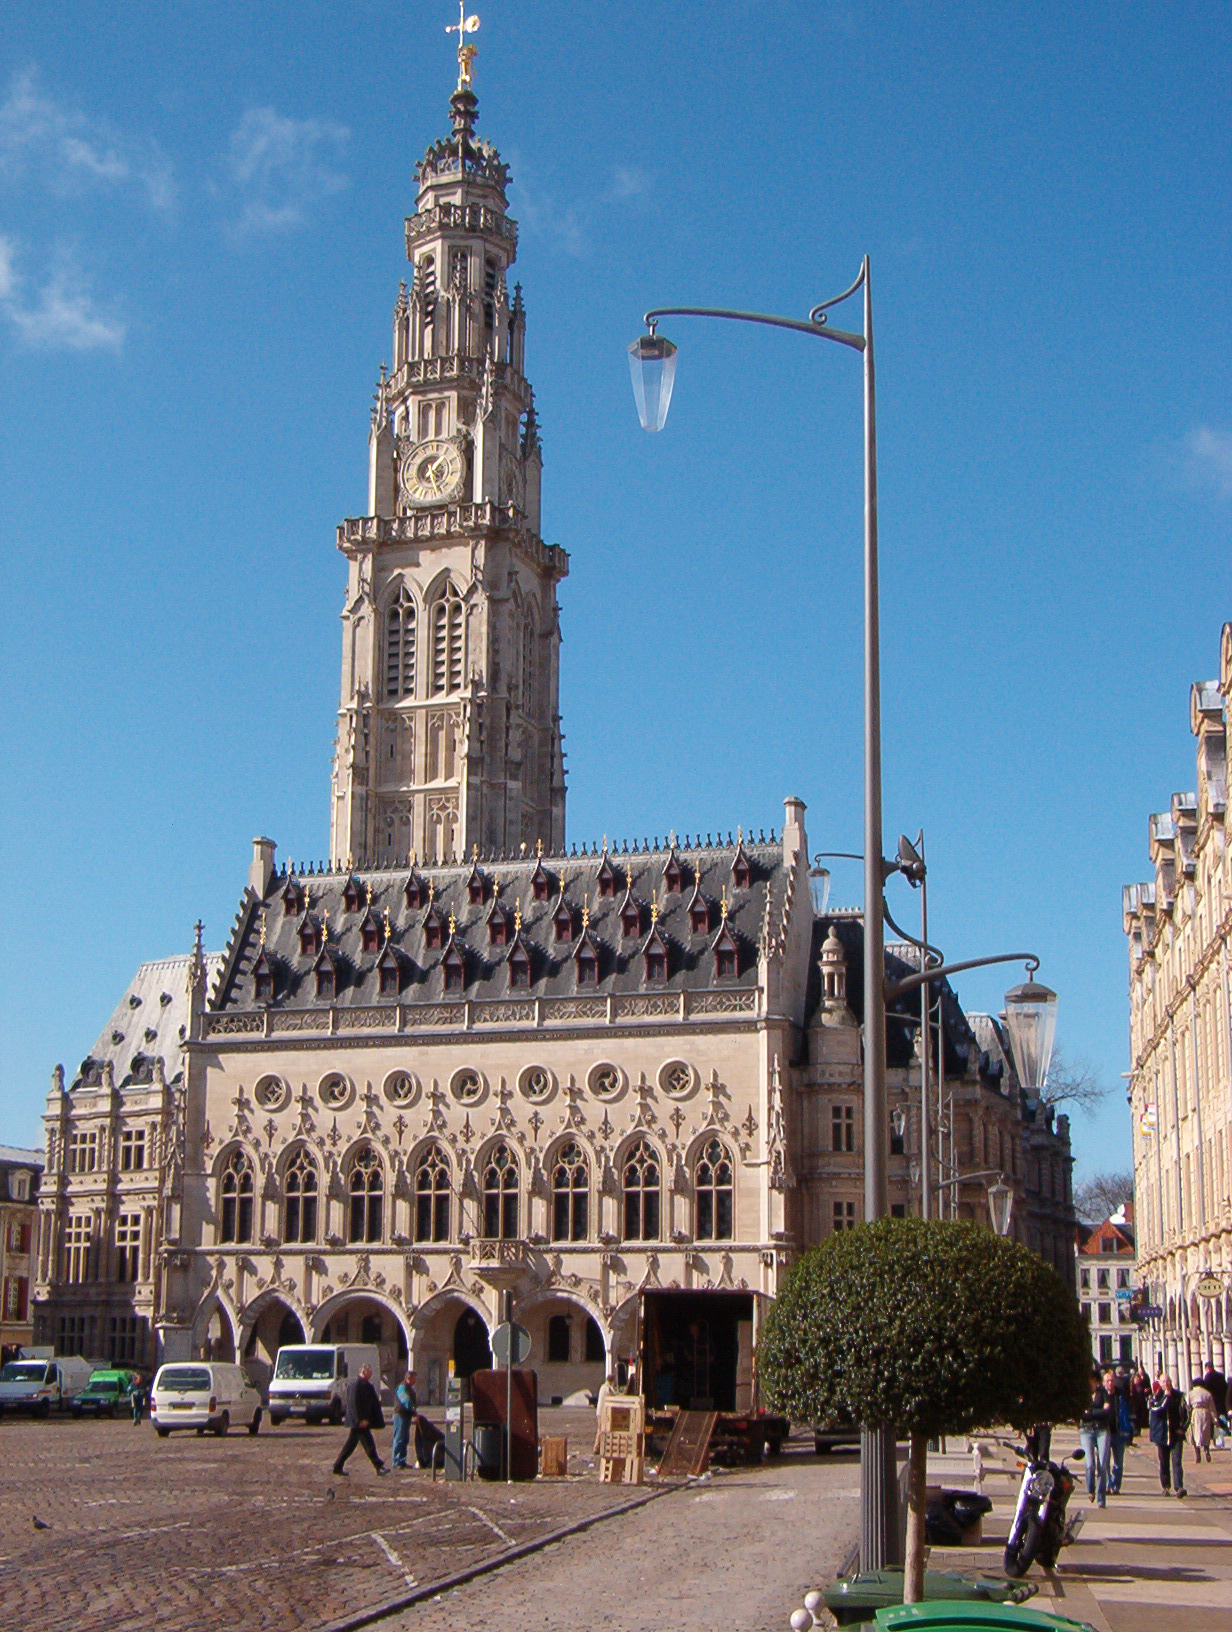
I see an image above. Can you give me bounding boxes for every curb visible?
[319,1480,683,1632]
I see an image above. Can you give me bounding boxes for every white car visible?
[150,1362,263,1438]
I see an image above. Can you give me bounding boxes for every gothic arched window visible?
[521,615,535,711]
[385,585,417,700]
[414,1144,451,1243]
[220,1149,254,1244]
[622,1138,661,1242]
[430,583,464,696]
[482,1143,519,1240]
[283,1147,319,1244]
[347,1147,384,1244]
[551,1141,589,1242]
[695,1138,734,1241]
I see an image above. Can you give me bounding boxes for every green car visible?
[72,1370,135,1419]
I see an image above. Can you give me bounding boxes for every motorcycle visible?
[1002,1431,1086,1577]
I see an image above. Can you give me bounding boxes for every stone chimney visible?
[782,796,807,863]
[250,836,277,897]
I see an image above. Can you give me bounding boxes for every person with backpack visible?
[1149,1373,1188,1496]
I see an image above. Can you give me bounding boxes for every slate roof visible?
[212,842,787,1014]
[74,954,224,1091]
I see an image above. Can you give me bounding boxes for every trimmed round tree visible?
[759,1217,1090,1602]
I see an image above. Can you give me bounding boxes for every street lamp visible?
[987,1176,1014,1237]
[1002,977,1059,1094]
[628,261,897,1568]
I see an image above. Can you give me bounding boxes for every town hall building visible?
[32,52,1076,1404]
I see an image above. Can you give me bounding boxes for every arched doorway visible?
[316,1294,409,1387]
[515,1293,607,1404]
[241,1295,306,1381]
[454,1307,492,1379]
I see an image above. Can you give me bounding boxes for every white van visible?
[150,1361,264,1437]
[268,1343,381,1425]
[0,1354,94,1415]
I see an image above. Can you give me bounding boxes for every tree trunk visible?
[903,1429,929,1603]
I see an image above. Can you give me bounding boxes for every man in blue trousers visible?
[391,1368,418,1470]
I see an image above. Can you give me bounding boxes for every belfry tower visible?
[330,36,567,867]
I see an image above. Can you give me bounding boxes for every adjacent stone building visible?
[1123,624,1232,1378]
[1,1147,42,1361]
[32,60,1076,1402]
[1076,1206,1139,1371]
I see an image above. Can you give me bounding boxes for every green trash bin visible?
[872,1602,1097,1631]
[825,1571,1038,1627]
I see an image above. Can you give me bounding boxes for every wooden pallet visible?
[598,1395,646,1485]
[658,1409,717,1478]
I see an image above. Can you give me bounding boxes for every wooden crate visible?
[597,1394,646,1485]
[539,1434,568,1477]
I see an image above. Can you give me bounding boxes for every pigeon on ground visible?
[32,1516,50,1530]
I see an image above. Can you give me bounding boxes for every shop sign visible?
[1195,1274,1224,1299]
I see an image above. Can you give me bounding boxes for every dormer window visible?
[377,948,401,996]
[315,956,337,1002]
[731,843,752,889]
[253,950,276,1002]
[553,903,574,942]
[360,913,381,953]
[530,860,551,902]
[575,944,598,985]
[281,879,303,916]
[712,924,739,981]
[466,864,485,905]
[690,898,711,934]
[596,856,618,898]
[663,853,683,893]
[443,946,465,992]
[509,945,531,988]
[405,872,426,909]
[343,877,363,914]
[488,906,510,946]
[643,930,668,984]
[621,901,641,939]
[424,907,445,951]
[299,919,322,957]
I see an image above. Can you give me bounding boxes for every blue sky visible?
[1,2,1229,1185]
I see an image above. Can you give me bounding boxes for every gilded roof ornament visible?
[259,911,267,949]
[448,910,457,935]
[446,2,480,90]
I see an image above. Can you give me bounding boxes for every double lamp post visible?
[628,265,1058,1569]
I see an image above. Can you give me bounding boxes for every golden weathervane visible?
[446,2,480,89]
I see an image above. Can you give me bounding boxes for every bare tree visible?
[1073,1171,1134,1224]
[1039,1047,1110,1114]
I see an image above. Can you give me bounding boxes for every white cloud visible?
[609,165,651,201]
[1187,426,1232,500]
[221,107,349,234]
[0,235,124,351]
[0,66,175,210]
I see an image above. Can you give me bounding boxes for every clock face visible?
[400,438,466,506]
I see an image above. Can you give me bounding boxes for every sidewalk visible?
[932,1437,1232,1632]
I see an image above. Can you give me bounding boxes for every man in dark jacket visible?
[1201,1365,1227,1421]
[332,1364,387,1477]
[1149,1374,1187,1497]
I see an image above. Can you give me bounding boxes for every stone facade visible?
[31,71,1077,1402]
[1123,623,1232,1377]
[1,1147,42,1359]
[329,81,566,870]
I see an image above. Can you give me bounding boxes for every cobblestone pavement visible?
[381,1444,862,1632]
[933,1436,1232,1632]
[0,1408,636,1632]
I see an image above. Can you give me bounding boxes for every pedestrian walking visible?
[391,1368,418,1470]
[1108,1368,1133,1494]
[1130,1367,1151,1432]
[1149,1374,1188,1496]
[332,1363,387,1477]
[1079,1370,1114,1507]
[1189,1378,1216,1462]
[129,1372,146,1426]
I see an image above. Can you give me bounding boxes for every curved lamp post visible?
[629,263,901,1568]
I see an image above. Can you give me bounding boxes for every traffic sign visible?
[1195,1274,1224,1300]
[1115,1288,1134,1301]
[491,1320,531,1367]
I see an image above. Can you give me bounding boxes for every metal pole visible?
[858,256,898,1573]
[919,833,931,1222]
